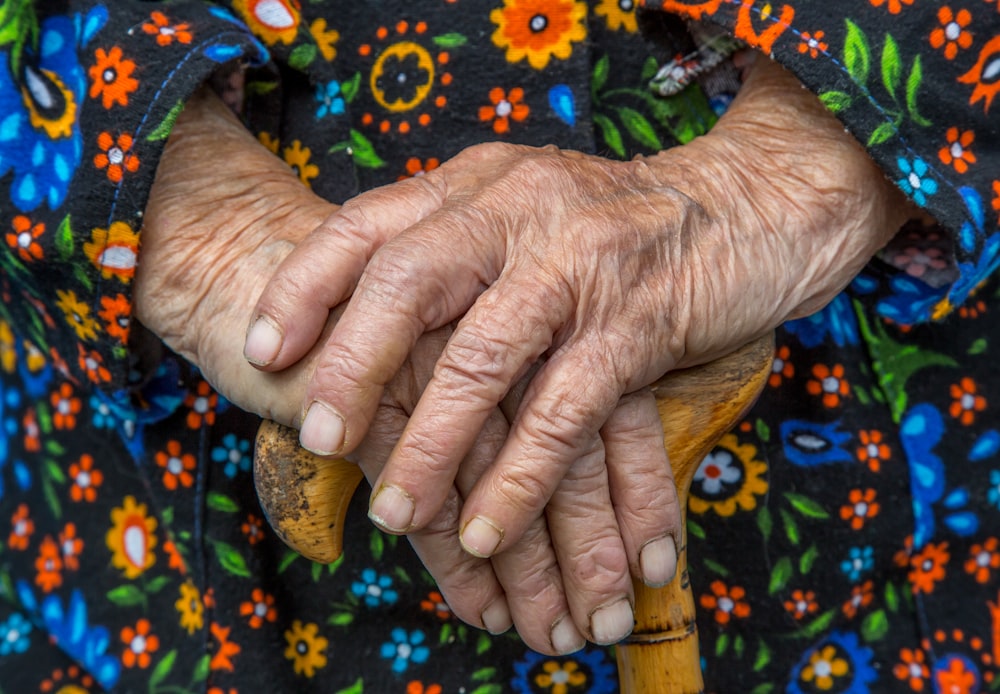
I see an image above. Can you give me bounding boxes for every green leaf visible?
[715,633,730,657]
[145,575,170,594]
[843,20,871,85]
[755,418,771,443]
[751,684,775,694]
[906,55,932,127]
[41,472,62,520]
[789,609,837,639]
[702,558,730,577]
[73,264,94,292]
[311,561,323,582]
[854,385,871,406]
[341,72,361,102]
[346,129,385,169]
[476,632,492,655]
[44,459,65,483]
[440,623,452,644]
[146,100,185,142]
[867,121,897,147]
[880,34,902,102]
[616,106,662,150]
[107,584,146,607]
[818,91,853,113]
[687,518,706,540]
[969,338,988,355]
[592,54,610,96]
[44,439,65,457]
[433,32,467,48]
[148,649,177,692]
[55,215,73,260]
[334,678,364,694]
[800,544,820,575]
[785,493,830,519]
[328,552,345,575]
[245,80,279,96]
[768,557,793,595]
[190,653,211,683]
[289,43,318,71]
[470,686,503,694]
[753,640,771,672]
[370,529,385,561]
[161,506,174,526]
[593,113,625,158]
[327,612,354,626]
[861,609,889,642]
[472,667,497,682]
[757,507,773,542]
[212,540,251,577]
[641,55,660,83]
[206,492,240,513]
[734,634,746,658]
[780,509,800,546]
[885,581,899,612]
[278,551,298,574]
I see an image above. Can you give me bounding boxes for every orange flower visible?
[185,381,218,429]
[894,648,930,691]
[992,180,1000,224]
[908,542,949,594]
[6,215,45,262]
[783,589,818,620]
[842,580,874,619]
[120,619,159,668]
[22,408,40,453]
[94,131,140,183]
[162,539,187,573]
[699,580,750,624]
[938,127,976,173]
[798,30,828,59]
[398,157,440,180]
[9,504,34,550]
[88,46,139,108]
[869,0,913,14]
[490,0,587,69]
[210,622,241,671]
[806,363,850,408]
[420,591,453,620]
[965,537,1000,584]
[407,683,443,694]
[98,293,132,344]
[929,7,973,60]
[69,453,104,503]
[839,488,880,530]
[240,588,278,628]
[479,87,530,134]
[77,344,111,384]
[769,344,794,387]
[35,536,64,593]
[935,656,976,693]
[38,665,95,692]
[156,440,196,490]
[59,523,84,571]
[242,513,266,545]
[142,11,193,46]
[856,429,891,472]
[949,377,987,425]
[50,382,81,430]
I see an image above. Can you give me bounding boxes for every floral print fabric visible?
[0,1,998,693]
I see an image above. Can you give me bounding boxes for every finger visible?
[545,438,634,646]
[244,173,447,370]
[601,389,681,587]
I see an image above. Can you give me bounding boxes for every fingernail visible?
[368,484,414,533]
[481,598,513,635]
[590,598,634,645]
[550,615,586,655]
[299,402,346,456]
[244,316,283,366]
[460,516,504,558]
[640,535,677,587]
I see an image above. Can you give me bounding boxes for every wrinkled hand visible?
[246,56,911,563]
[136,88,673,652]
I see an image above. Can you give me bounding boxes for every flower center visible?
[529,14,548,32]
[194,396,209,414]
[551,669,570,685]
[619,0,634,9]
[167,456,184,475]
[103,68,117,84]
[296,640,308,655]
[961,393,975,410]
[944,22,961,41]
[908,172,922,190]
[867,444,880,459]
[495,99,512,118]
[108,146,125,166]
[17,231,32,248]
[950,142,964,159]
[717,596,734,613]
[909,662,923,678]
[822,376,839,393]
[131,634,147,653]
[978,551,991,567]
[76,471,91,488]
[254,602,269,617]
[813,659,833,679]
[854,502,868,517]
[397,643,413,658]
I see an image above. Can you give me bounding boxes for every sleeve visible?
[640,0,1000,324]
[0,1,268,391]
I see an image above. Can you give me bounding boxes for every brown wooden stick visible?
[253,333,773,692]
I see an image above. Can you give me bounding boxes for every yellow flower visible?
[283,140,319,187]
[175,581,204,635]
[535,659,587,693]
[801,645,849,690]
[83,221,139,283]
[23,339,46,374]
[0,321,14,373]
[232,0,300,45]
[106,495,157,579]
[689,434,768,517]
[594,0,638,32]
[932,296,955,320]
[258,131,280,154]
[22,67,77,138]
[310,18,340,61]
[55,289,100,341]
[490,0,587,70]
[284,620,328,677]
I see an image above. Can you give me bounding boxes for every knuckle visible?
[563,534,629,588]
[435,330,514,399]
[491,460,555,515]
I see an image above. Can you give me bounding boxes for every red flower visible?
[98,293,132,344]
[965,537,1000,584]
[6,215,45,262]
[769,344,794,388]
[783,589,818,619]
[908,542,949,595]
[869,0,913,14]
[242,513,266,545]
[50,382,81,430]
[842,580,874,619]
[59,523,84,571]
[398,157,440,180]
[34,535,63,593]
[856,430,891,472]
[240,588,278,628]
[77,343,111,383]
[420,591,453,620]
[9,504,33,550]
[699,580,750,624]
[88,46,139,108]
[893,647,930,691]
[478,87,530,134]
[935,655,976,693]
[185,381,218,429]
[210,622,241,671]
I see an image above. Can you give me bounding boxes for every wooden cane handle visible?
[253,333,774,691]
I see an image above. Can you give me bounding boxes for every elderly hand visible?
[136,87,674,653]
[245,56,911,563]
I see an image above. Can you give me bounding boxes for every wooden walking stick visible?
[254,333,774,693]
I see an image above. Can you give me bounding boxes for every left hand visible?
[245,57,911,557]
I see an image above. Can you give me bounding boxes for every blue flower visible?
[89,393,117,429]
[351,568,398,608]
[512,648,617,694]
[379,628,429,673]
[899,404,946,548]
[840,546,874,582]
[875,273,947,325]
[315,80,345,119]
[0,612,32,656]
[896,157,938,207]
[988,470,1000,510]
[950,232,1000,308]
[932,653,980,692]
[780,419,853,467]
[0,384,31,501]
[787,631,878,694]
[15,582,120,688]
[211,433,251,478]
[784,293,859,348]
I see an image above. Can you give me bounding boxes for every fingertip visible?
[550,615,586,655]
[460,515,504,558]
[481,597,513,635]
[589,597,634,645]
[244,315,283,368]
[639,534,677,588]
[299,401,346,456]
[368,483,416,534]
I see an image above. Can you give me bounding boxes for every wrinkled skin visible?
[246,56,911,572]
[135,88,678,654]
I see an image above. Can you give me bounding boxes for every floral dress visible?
[0,1,998,693]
